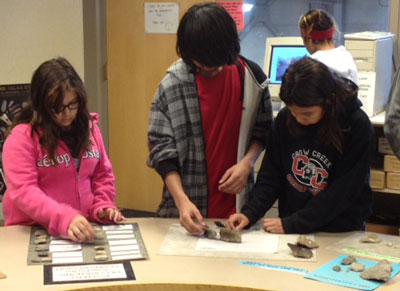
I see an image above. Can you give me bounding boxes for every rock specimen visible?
[287,243,313,259]
[350,262,365,272]
[361,260,392,282]
[94,254,108,261]
[204,227,218,239]
[34,235,48,245]
[341,255,356,265]
[360,233,382,243]
[220,228,241,243]
[297,235,318,249]
[203,225,241,243]
[333,265,341,272]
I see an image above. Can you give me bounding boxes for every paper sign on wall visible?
[217,1,244,30]
[144,2,179,34]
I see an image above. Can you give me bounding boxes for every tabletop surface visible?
[1,217,400,291]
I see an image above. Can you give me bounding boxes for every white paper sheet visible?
[52,251,83,258]
[52,257,84,264]
[49,244,82,252]
[195,233,279,253]
[112,254,143,261]
[108,239,137,246]
[107,234,136,240]
[109,245,140,252]
[102,225,133,230]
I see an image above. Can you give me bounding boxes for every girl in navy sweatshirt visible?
[228,57,374,234]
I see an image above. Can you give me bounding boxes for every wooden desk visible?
[1,218,400,291]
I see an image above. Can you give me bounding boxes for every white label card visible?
[52,263,127,282]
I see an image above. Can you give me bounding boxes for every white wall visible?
[0,0,84,84]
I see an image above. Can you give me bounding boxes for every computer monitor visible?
[263,37,310,101]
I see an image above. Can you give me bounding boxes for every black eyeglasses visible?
[53,101,80,114]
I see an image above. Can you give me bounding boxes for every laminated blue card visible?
[305,254,400,290]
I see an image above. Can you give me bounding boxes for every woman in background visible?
[3,57,125,242]
[299,9,358,85]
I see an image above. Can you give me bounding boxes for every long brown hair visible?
[9,57,91,160]
[279,57,357,153]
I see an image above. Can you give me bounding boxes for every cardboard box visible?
[370,169,386,189]
[386,172,400,190]
[378,137,394,155]
[384,155,400,172]
[366,222,399,235]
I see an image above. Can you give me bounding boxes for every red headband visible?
[309,26,334,40]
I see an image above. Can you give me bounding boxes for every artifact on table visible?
[361,259,392,282]
[360,233,381,243]
[94,254,108,261]
[350,262,365,272]
[296,235,318,249]
[203,223,241,243]
[341,255,356,265]
[34,235,48,245]
[287,243,313,259]
[333,265,341,272]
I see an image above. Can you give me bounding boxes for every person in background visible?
[299,9,358,85]
[228,57,374,234]
[2,57,125,242]
[147,2,272,234]
[384,67,400,159]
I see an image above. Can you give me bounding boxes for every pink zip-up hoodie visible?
[2,113,117,237]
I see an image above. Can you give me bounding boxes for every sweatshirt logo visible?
[287,150,330,195]
[37,154,71,168]
[37,149,100,168]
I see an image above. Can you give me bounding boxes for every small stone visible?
[37,251,49,257]
[220,228,241,243]
[95,250,107,256]
[333,265,341,272]
[35,245,49,252]
[297,235,318,249]
[34,236,48,245]
[95,231,106,240]
[360,233,382,243]
[204,227,218,239]
[341,255,356,265]
[361,260,392,282]
[94,254,108,261]
[93,225,102,232]
[34,229,47,237]
[387,242,393,247]
[287,243,313,259]
[350,262,365,272]
[40,257,52,263]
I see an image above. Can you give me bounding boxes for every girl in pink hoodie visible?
[2,57,125,242]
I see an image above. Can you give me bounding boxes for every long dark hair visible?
[176,2,240,68]
[9,57,91,160]
[279,57,357,153]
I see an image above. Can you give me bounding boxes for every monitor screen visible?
[268,45,310,85]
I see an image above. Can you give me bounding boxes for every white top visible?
[311,45,358,85]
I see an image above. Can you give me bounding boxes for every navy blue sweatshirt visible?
[242,97,375,234]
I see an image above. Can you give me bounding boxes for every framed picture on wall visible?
[0,84,30,199]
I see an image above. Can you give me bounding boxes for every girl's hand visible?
[263,218,285,234]
[227,213,250,230]
[67,214,95,242]
[98,208,127,223]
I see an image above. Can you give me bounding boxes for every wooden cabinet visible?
[367,112,400,235]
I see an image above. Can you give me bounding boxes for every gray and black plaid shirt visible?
[147,58,273,217]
